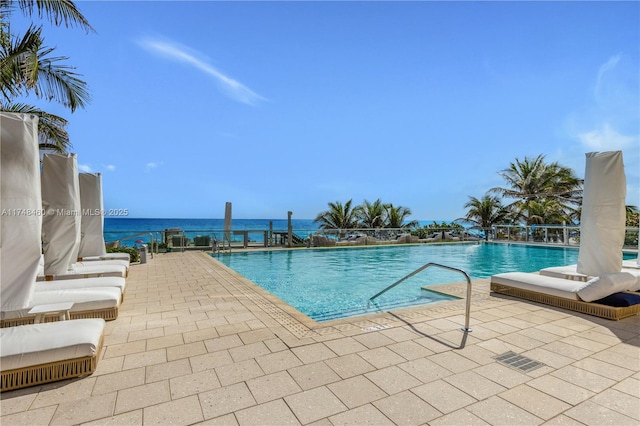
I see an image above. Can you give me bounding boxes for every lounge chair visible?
[40,154,129,279]
[1,318,105,391]
[1,113,122,328]
[490,271,640,320]
[1,286,121,328]
[77,173,131,263]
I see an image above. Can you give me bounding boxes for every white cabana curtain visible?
[577,151,626,276]
[0,112,40,310]
[41,153,82,275]
[78,173,107,257]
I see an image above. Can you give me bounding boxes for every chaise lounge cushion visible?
[576,272,637,302]
[490,272,582,300]
[1,318,105,371]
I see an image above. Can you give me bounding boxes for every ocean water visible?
[103,218,444,245]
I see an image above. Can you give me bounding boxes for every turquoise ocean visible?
[104,218,446,246]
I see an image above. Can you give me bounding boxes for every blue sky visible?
[12,1,640,220]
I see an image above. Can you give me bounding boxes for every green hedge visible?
[106,246,139,263]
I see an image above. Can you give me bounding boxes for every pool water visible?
[216,243,636,322]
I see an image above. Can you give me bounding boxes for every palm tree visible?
[314,200,361,230]
[457,194,508,240]
[1,0,93,152]
[384,204,418,229]
[357,198,386,228]
[490,154,582,225]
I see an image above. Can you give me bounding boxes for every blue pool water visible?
[215,243,636,322]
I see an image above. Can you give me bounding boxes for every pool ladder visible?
[368,262,472,332]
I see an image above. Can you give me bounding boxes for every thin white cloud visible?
[145,161,162,172]
[104,164,116,171]
[594,53,622,99]
[78,164,92,173]
[578,123,636,151]
[138,37,266,106]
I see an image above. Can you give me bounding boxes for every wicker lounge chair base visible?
[0,307,118,328]
[1,319,105,392]
[491,282,640,321]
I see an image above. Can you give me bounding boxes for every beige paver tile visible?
[324,353,376,379]
[285,386,347,424]
[204,334,244,352]
[246,371,302,404]
[199,382,256,420]
[50,392,117,425]
[380,326,420,342]
[143,395,204,424]
[473,362,531,389]
[166,340,207,361]
[539,341,593,360]
[429,351,481,373]
[358,347,405,368]
[127,327,165,342]
[541,414,586,425]
[373,390,442,425]
[198,413,238,425]
[291,342,336,364]
[146,358,193,383]
[398,357,453,383]
[428,408,490,425]
[564,399,638,426]
[467,395,544,425]
[145,333,185,351]
[386,339,435,360]
[328,403,394,425]
[32,376,98,408]
[170,368,221,399]
[551,365,616,393]
[353,332,396,349]
[590,388,640,421]
[235,398,301,426]
[103,340,147,359]
[215,358,264,386]
[365,365,421,395]
[229,341,271,362]
[520,347,574,369]
[190,349,234,372]
[81,410,143,425]
[238,328,277,344]
[93,367,145,395]
[288,361,342,390]
[328,375,387,408]
[94,355,125,376]
[443,370,508,401]
[411,379,477,414]
[0,389,38,416]
[613,376,640,398]
[0,406,56,426]
[527,375,594,405]
[323,336,369,355]
[122,348,167,370]
[453,344,495,366]
[114,381,171,414]
[500,384,571,420]
[216,322,251,336]
[571,357,636,382]
[592,349,639,371]
[256,350,303,374]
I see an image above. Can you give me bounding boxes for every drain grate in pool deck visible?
[493,351,545,373]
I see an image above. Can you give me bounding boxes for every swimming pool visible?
[215,243,636,322]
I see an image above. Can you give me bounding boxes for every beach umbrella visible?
[0,112,40,311]
[577,151,626,276]
[41,153,82,275]
[78,173,107,257]
[224,202,232,244]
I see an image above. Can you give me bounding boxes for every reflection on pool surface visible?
[215,243,635,322]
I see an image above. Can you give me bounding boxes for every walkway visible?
[1,251,639,425]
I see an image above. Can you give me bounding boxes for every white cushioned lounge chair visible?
[1,286,121,328]
[491,271,640,320]
[539,264,640,289]
[1,318,105,391]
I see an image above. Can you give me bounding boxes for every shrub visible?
[106,246,139,263]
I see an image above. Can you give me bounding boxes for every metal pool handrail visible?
[368,262,473,332]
